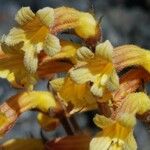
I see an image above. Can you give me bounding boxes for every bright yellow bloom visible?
[50,77,97,113]
[0,42,37,89]
[54,6,100,41]
[70,40,119,97]
[118,92,150,115]
[114,45,150,72]
[0,91,56,136]
[3,7,61,73]
[90,114,137,150]
[2,139,44,150]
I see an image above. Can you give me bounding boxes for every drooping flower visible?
[0,42,37,89]
[0,91,57,136]
[70,40,119,98]
[50,77,97,113]
[3,7,61,73]
[54,6,100,45]
[113,45,150,72]
[90,114,137,150]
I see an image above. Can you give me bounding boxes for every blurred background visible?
[0,0,150,149]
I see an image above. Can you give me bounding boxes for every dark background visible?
[0,0,150,149]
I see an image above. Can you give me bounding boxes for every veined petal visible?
[43,34,61,56]
[50,78,65,91]
[0,91,56,136]
[106,70,119,91]
[119,92,150,115]
[112,68,150,109]
[113,45,150,72]
[5,27,26,45]
[36,7,54,27]
[96,40,113,61]
[77,46,94,61]
[15,7,35,25]
[90,135,112,150]
[50,77,97,112]
[23,44,38,73]
[37,112,60,131]
[91,114,136,150]
[93,114,114,128]
[2,139,44,150]
[74,12,98,39]
[1,40,24,55]
[70,67,94,84]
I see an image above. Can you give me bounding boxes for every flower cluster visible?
[0,6,150,150]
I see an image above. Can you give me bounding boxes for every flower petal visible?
[90,133,112,150]
[93,114,114,128]
[5,27,25,45]
[15,7,35,25]
[36,7,54,27]
[70,67,94,84]
[51,77,97,112]
[50,78,65,91]
[113,45,150,72]
[76,46,94,61]
[43,34,61,56]
[23,44,38,73]
[118,92,150,115]
[0,91,56,136]
[96,40,113,61]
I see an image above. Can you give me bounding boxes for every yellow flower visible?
[90,114,137,150]
[50,77,97,113]
[70,40,119,97]
[2,139,44,150]
[54,6,100,42]
[114,45,150,72]
[3,7,61,73]
[0,91,56,136]
[0,42,37,89]
[74,11,100,40]
[118,92,150,115]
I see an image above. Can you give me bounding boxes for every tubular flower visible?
[117,92,150,115]
[70,40,119,97]
[3,7,61,73]
[114,45,150,72]
[50,77,97,113]
[90,114,137,150]
[112,68,150,109]
[0,91,56,136]
[0,42,37,89]
[54,7,100,43]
